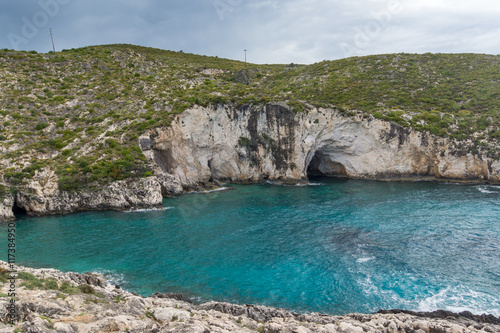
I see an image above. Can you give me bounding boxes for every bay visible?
[1,179,499,316]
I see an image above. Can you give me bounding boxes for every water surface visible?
[1,179,499,315]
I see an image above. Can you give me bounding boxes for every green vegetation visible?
[0,184,8,200]
[145,311,157,321]
[14,270,100,298]
[0,45,498,191]
[0,266,10,282]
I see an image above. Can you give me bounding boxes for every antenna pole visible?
[50,28,56,52]
[244,49,247,67]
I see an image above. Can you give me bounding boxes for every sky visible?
[1,0,499,64]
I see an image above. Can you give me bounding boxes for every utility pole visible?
[244,49,247,68]
[50,28,56,53]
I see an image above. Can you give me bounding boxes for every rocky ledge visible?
[0,169,184,222]
[1,262,499,333]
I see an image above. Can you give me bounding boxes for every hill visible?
[0,44,498,195]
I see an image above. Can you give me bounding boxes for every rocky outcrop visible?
[0,167,183,221]
[1,261,499,333]
[0,195,14,222]
[143,104,500,187]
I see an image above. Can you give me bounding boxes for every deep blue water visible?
[1,179,500,316]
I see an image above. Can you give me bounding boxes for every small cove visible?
[1,179,499,316]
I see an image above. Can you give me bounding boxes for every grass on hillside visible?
[0,44,498,194]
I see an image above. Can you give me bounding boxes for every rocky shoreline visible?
[1,262,499,333]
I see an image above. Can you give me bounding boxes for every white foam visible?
[416,286,500,317]
[356,274,500,317]
[204,187,231,193]
[124,207,173,213]
[92,269,127,287]
[191,187,232,194]
[476,186,498,194]
[266,180,323,187]
[356,257,375,263]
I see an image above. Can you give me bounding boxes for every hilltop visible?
[0,44,499,197]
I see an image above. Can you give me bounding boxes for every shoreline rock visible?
[1,261,499,333]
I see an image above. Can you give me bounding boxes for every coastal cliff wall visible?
[1,103,499,222]
[142,104,500,187]
[0,168,182,221]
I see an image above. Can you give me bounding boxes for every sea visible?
[1,178,499,316]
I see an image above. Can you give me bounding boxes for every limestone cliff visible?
[0,195,14,222]
[141,104,500,188]
[1,167,182,220]
[1,103,498,222]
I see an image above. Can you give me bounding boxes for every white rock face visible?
[14,174,165,217]
[153,308,190,323]
[144,104,499,187]
[0,195,14,221]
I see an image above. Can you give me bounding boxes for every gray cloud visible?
[1,0,498,64]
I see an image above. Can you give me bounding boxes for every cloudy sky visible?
[1,0,499,64]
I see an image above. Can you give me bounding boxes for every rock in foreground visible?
[1,262,499,332]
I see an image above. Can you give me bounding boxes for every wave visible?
[357,274,500,317]
[356,257,375,263]
[92,269,128,287]
[476,185,499,194]
[416,286,500,317]
[190,187,232,194]
[124,207,173,213]
[265,180,323,187]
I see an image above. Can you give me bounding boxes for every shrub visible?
[58,176,84,191]
[105,138,119,148]
[17,272,38,281]
[239,137,251,147]
[52,96,65,103]
[4,170,27,185]
[0,267,9,282]
[78,284,95,294]
[44,278,59,290]
[46,139,66,149]
[21,279,44,290]
[35,122,49,130]
[59,281,79,294]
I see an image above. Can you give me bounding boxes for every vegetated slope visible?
[265,53,500,141]
[0,44,498,195]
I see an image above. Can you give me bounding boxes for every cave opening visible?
[306,151,348,179]
[12,202,28,217]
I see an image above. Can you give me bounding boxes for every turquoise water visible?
[1,179,500,316]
